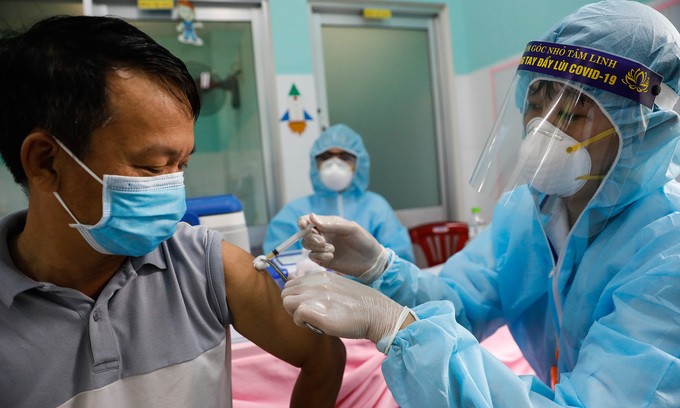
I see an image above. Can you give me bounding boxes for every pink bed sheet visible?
[231,325,534,407]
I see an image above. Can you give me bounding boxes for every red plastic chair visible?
[408,221,469,267]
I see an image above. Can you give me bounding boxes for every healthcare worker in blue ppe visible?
[280,1,680,407]
[264,123,415,262]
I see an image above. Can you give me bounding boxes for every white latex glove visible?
[293,249,326,277]
[281,271,415,354]
[298,213,390,283]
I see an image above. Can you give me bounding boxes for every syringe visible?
[265,223,315,260]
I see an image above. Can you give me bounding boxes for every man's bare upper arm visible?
[220,241,322,367]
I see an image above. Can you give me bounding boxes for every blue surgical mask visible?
[52,137,187,256]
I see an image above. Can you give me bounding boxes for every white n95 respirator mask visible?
[319,157,354,192]
[518,117,593,197]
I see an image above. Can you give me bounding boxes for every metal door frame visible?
[309,1,459,226]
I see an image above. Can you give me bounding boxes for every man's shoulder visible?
[163,221,223,260]
[171,221,214,242]
[0,210,32,308]
[0,209,27,233]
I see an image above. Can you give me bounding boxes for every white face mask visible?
[319,157,354,192]
[518,117,592,197]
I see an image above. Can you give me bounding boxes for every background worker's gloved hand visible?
[281,271,414,354]
[298,213,390,283]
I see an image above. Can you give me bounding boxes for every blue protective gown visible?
[264,124,415,262]
[371,2,680,406]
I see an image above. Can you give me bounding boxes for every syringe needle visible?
[265,223,315,260]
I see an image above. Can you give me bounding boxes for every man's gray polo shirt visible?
[0,210,232,407]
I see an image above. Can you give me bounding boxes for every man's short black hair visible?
[0,15,201,188]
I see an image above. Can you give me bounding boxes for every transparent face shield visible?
[470,41,667,237]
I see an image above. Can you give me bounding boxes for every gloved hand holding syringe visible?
[279,214,418,355]
[253,223,324,334]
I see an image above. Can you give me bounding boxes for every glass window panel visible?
[131,20,269,226]
[321,25,441,210]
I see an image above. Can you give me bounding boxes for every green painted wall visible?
[449,1,597,74]
[269,0,313,73]
[269,0,653,75]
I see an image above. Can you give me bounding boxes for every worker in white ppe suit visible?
[280,1,680,406]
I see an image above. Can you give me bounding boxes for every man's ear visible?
[21,132,60,192]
